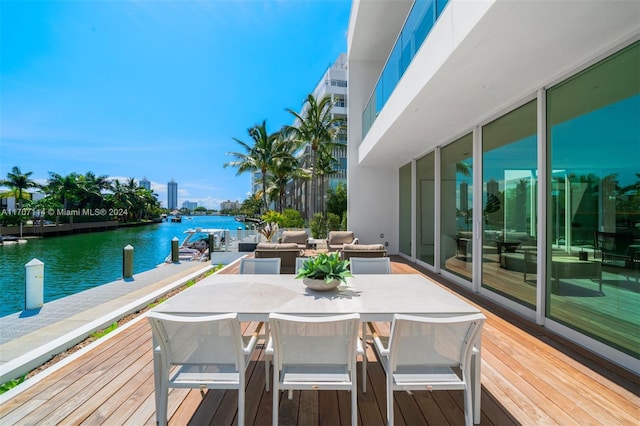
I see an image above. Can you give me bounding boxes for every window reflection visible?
[547,42,639,358]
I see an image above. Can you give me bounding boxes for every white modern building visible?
[167,179,178,211]
[287,53,349,215]
[347,0,639,372]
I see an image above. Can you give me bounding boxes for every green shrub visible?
[261,211,284,226]
[310,213,327,238]
[340,213,347,231]
[326,212,341,232]
[90,322,118,339]
[281,209,305,228]
[0,375,26,395]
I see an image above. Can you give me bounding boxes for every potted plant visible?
[295,252,353,291]
[257,222,278,242]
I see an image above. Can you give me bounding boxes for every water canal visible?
[0,216,245,317]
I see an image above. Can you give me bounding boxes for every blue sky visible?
[0,0,351,209]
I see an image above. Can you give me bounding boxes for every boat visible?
[234,215,246,222]
[165,228,226,262]
[170,215,182,223]
[0,235,28,245]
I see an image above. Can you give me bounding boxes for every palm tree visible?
[225,121,279,213]
[268,132,307,212]
[314,145,340,215]
[46,172,80,210]
[77,171,111,209]
[0,166,40,209]
[286,94,341,220]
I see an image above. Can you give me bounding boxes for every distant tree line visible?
[0,166,163,226]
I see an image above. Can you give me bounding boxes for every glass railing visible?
[362,0,449,138]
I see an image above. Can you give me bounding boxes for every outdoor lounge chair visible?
[277,230,311,249]
[147,312,263,426]
[341,243,387,260]
[369,313,485,426]
[254,243,304,274]
[326,231,359,252]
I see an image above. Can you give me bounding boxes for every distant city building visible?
[167,179,178,210]
[220,200,241,211]
[139,177,151,190]
[182,201,198,212]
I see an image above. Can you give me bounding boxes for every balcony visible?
[362,0,449,138]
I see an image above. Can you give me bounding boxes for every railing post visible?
[171,237,179,263]
[25,258,44,310]
[123,245,134,278]
[209,233,216,254]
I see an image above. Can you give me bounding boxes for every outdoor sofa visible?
[277,230,311,250]
[341,243,387,260]
[254,242,304,274]
[326,231,359,252]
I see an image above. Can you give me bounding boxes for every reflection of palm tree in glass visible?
[515,179,528,232]
[457,162,472,177]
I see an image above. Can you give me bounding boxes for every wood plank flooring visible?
[1,257,638,425]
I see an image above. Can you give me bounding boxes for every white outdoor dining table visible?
[152,273,484,423]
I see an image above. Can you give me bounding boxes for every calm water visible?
[0,216,244,317]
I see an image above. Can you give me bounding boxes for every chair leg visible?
[265,323,270,392]
[361,323,367,393]
[387,375,394,426]
[238,386,245,426]
[158,380,169,426]
[464,386,473,426]
[272,371,279,426]
[352,383,358,426]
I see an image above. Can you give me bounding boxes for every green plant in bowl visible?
[295,252,352,285]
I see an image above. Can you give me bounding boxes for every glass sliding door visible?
[399,163,412,256]
[482,100,538,309]
[547,41,639,358]
[416,153,435,265]
[440,134,473,281]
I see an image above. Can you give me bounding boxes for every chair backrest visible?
[280,230,309,245]
[387,313,485,372]
[147,312,243,368]
[239,257,281,274]
[327,231,355,245]
[295,257,307,273]
[349,257,391,274]
[269,313,360,369]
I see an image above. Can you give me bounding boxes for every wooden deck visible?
[1,257,638,425]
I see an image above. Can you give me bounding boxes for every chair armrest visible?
[352,238,359,244]
[243,321,264,354]
[367,322,389,356]
[265,335,274,355]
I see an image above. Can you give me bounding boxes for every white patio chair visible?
[147,312,263,426]
[349,256,391,370]
[239,257,281,274]
[369,313,485,426]
[268,313,362,426]
[349,257,392,274]
[295,257,307,273]
[239,257,280,389]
